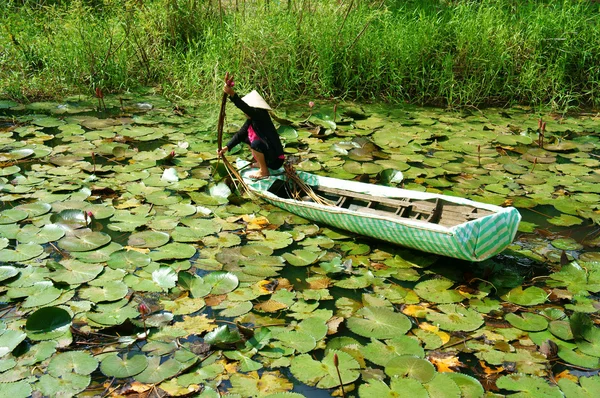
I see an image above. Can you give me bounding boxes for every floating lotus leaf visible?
[290,350,360,389]
[133,356,182,384]
[37,373,90,397]
[215,299,252,317]
[58,230,111,252]
[346,306,411,339]
[152,267,178,290]
[343,160,383,175]
[50,260,103,284]
[14,202,51,217]
[228,371,293,397]
[47,351,98,377]
[0,380,32,398]
[548,214,583,227]
[570,312,600,358]
[558,347,600,369]
[443,373,484,397]
[425,304,484,332]
[100,352,148,378]
[505,312,549,331]
[282,249,322,266]
[86,302,139,326]
[414,277,464,304]
[78,281,128,302]
[127,230,170,248]
[0,149,34,162]
[496,374,563,397]
[149,242,196,261]
[384,355,435,383]
[258,230,293,250]
[0,329,27,357]
[205,272,239,295]
[558,375,600,398]
[202,231,242,248]
[361,336,425,366]
[0,243,44,262]
[16,224,65,244]
[501,286,548,306]
[495,134,533,146]
[547,262,600,294]
[107,250,151,271]
[0,209,28,224]
[359,377,429,398]
[25,306,71,340]
[0,266,19,282]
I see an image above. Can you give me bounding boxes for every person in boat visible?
[217,77,285,180]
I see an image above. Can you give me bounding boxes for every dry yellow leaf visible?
[123,245,150,254]
[242,214,270,230]
[205,294,227,306]
[308,277,331,289]
[402,304,431,318]
[254,300,288,312]
[428,352,464,373]
[326,316,344,335]
[419,322,450,344]
[554,369,578,382]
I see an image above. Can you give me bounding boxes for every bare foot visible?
[248,171,269,180]
[251,162,259,168]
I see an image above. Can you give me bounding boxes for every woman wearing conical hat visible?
[217,77,285,180]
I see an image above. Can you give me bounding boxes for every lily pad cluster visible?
[0,95,599,397]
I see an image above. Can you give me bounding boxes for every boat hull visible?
[243,169,521,262]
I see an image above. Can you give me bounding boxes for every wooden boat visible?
[240,166,521,262]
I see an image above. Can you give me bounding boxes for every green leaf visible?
[58,231,111,252]
[134,356,182,384]
[25,307,72,340]
[0,381,32,398]
[290,350,360,389]
[205,272,239,295]
[384,355,435,383]
[359,377,429,398]
[445,373,484,398]
[48,351,98,377]
[414,277,464,303]
[496,374,563,397]
[0,209,28,224]
[505,312,549,332]
[0,266,19,282]
[152,267,178,290]
[346,306,411,339]
[0,243,44,262]
[127,230,171,248]
[37,372,90,397]
[501,286,548,306]
[425,304,484,332]
[0,329,27,357]
[100,352,148,378]
[107,250,151,270]
[78,281,129,302]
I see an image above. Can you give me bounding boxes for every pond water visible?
[0,94,599,397]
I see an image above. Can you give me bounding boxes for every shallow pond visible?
[0,94,599,397]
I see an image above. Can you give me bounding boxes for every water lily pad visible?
[384,355,436,383]
[25,306,71,340]
[50,260,103,284]
[343,161,383,175]
[359,377,429,398]
[414,277,464,303]
[134,356,182,384]
[107,250,151,270]
[127,230,171,248]
[152,267,178,290]
[100,352,149,378]
[290,350,360,388]
[346,306,411,339]
[425,304,484,332]
[445,373,484,397]
[58,231,111,252]
[149,242,196,261]
[0,209,28,224]
[496,374,563,397]
[78,281,129,302]
[501,286,548,306]
[37,373,90,397]
[505,312,549,331]
[0,266,19,282]
[48,351,98,377]
[282,249,322,266]
[0,381,32,398]
[205,272,239,295]
[0,329,26,357]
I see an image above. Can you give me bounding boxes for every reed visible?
[1,0,599,110]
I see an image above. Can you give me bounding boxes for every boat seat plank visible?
[316,186,413,209]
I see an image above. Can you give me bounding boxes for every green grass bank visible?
[1,0,599,109]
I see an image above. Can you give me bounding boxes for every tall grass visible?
[1,0,599,109]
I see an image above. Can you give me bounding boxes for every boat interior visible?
[267,179,494,227]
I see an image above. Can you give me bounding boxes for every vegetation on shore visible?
[1,0,599,109]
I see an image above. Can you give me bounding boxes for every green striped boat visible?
[242,167,521,262]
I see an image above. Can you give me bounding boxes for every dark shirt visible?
[225,93,285,160]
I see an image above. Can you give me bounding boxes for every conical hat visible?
[241,90,271,110]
